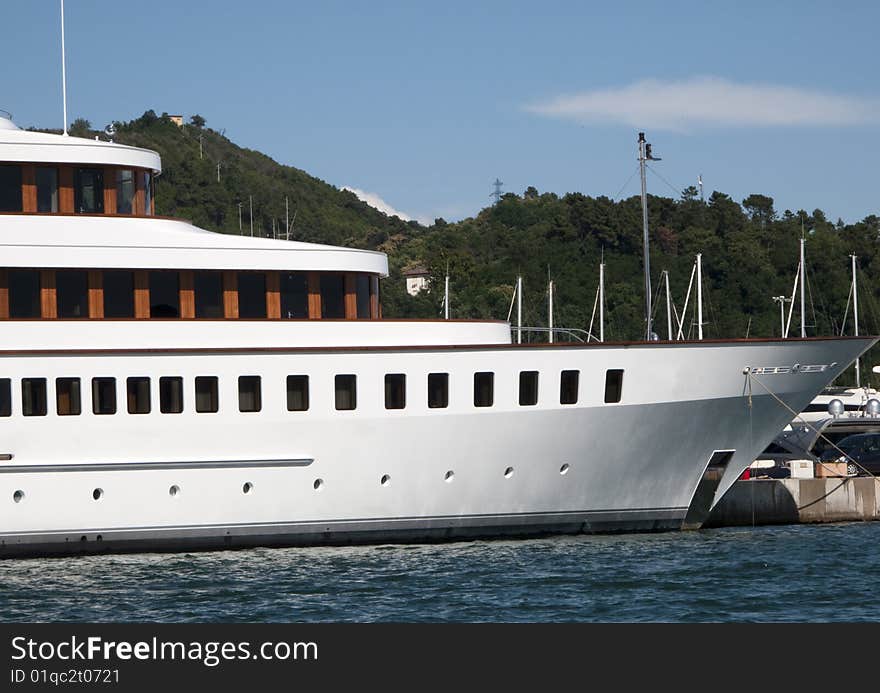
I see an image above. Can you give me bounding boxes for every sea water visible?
[2,523,878,622]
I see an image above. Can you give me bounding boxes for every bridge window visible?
[126,377,151,414]
[560,370,579,405]
[280,272,308,318]
[0,378,11,416]
[195,376,219,413]
[604,369,624,404]
[519,371,539,406]
[116,169,135,215]
[321,275,345,319]
[160,376,184,413]
[22,378,47,416]
[150,271,179,318]
[92,377,117,415]
[104,270,134,318]
[8,270,40,319]
[384,374,406,410]
[286,375,309,411]
[356,275,371,318]
[238,376,262,412]
[428,373,448,409]
[74,168,104,214]
[56,377,81,416]
[0,165,22,212]
[474,372,494,408]
[238,273,266,319]
[194,272,223,318]
[335,374,356,410]
[36,167,58,213]
[56,270,89,318]
[143,172,153,215]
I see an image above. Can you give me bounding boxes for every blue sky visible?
[3,1,878,225]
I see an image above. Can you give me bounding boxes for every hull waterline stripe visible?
[0,458,313,473]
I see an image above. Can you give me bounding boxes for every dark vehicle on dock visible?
[819,432,880,477]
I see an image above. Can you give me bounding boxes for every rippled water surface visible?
[2,523,879,622]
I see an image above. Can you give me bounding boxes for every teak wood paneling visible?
[0,270,8,320]
[266,272,281,319]
[134,271,150,319]
[179,270,195,319]
[59,167,74,213]
[344,273,357,320]
[88,270,103,318]
[370,276,379,319]
[103,167,116,215]
[222,271,239,319]
[40,270,57,319]
[21,165,36,213]
[307,272,321,319]
[134,172,145,216]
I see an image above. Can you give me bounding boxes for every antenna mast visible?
[799,235,806,338]
[852,253,860,387]
[60,0,68,136]
[491,179,504,205]
[638,132,657,340]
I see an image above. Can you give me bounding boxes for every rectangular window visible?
[194,272,223,318]
[143,172,153,215]
[116,169,135,214]
[519,371,539,406]
[238,273,267,319]
[238,375,262,412]
[92,377,117,415]
[604,369,624,404]
[286,375,309,411]
[428,373,449,409]
[335,374,356,410]
[56,270,89,318]
[320,274,345,319]
[356,275,371,318]
[160,376,184,413]
[126,377,151,414]
[280,272,308,318]
[22,378,47,416]
[150,271,180,318]
[195,376,219,413]
[384,373,406,410]
[103,270,134,318]
[0,165,22,212]
[36,167,58,213]
[560,370,579,405]
[474,372,494,408]
[0,378,11,416]
[74,167,104,214]
[8,270,40,318]
[56,377,81,416]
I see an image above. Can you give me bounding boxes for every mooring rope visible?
[745,369,880,484]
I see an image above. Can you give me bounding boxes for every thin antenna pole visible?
[516,275,522,344]
[249,195,253,236]
[548,278,554,344]
[664,270,673,340]
[698,174,703,202]
[638,133,652,340]
[285,197,289,237]
[696,253,704,340]
[853,253,860,387]
[444,265,450,320]
[599,260,605,342]
[800,236,806,338]
[238,202,242,232]
[60,0,68,136]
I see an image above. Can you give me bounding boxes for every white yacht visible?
[0,112,876,557]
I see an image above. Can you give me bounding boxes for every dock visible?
[705,477,880,527]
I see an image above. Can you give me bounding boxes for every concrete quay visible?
[705,477,880,527]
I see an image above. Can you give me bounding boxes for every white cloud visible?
[342,186,430,226]
[525,77,880,131]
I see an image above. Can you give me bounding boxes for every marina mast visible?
[638,132,660,340]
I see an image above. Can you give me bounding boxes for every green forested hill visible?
[94,112,880,378]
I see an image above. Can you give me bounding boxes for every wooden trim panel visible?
[40,270,57,319]
[103,167,117,215]
[223,271,239,319]
[0,270,8,320]
[21,165,36,213]
[307,272,321,320]
[59,167,74,213]
[344,273,357,320]
[133,270,150,319]
[266,272,281,319]
[179,270,195,319]
[88,270,103,319]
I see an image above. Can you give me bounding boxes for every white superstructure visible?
[0,115,875,557]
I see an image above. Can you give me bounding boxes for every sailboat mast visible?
[696,253,704,340]
[599,260,605,343]
[800,237,806,338]
[664,270,673,341]
[638,133,652,340]
[548,279,554,344]
[516,275,522,344]
[853,253,860,387]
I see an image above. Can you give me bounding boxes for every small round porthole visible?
[504,467,514,479]
[242,482,253,494]
[444,470,454,483]
[13,489,24,503]
[380,474,391,487]
[313,479,324,491]
[92,488,103,501]
[560,464,570,475]
[169,485,180,497]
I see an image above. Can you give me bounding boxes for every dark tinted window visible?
[126,377,151,414]
[385,374,406,410]
[143,172,152,215]
[56,377,81,415]
[0,378,10,416]
[92,378,117,415]
[195,376,219,413]
[519,371,539,406]
[560,370,579,405]
[22,378,47,416]
[335,374,356,410]
[280,272,308,318]
[320,275,345,319]
[604,369,624,404]
[116,169,134,214]
[356,275,371,318]
[474,372,494,407]
[194,272,223,318]
[238,376,261,412]
[160,377,184,413]
[286,375,309,411]
[150,271,179,318]
[56,270,89,318]
[103,271,134,318]
[428,373,448,409]
[238,273,266,319]
[74,167,104,214]
[36,167,58,213]
[0,165,22,212]
[9,270,40,318]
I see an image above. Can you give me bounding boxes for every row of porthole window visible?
[0,368,625,417]
[8,465,574,503]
